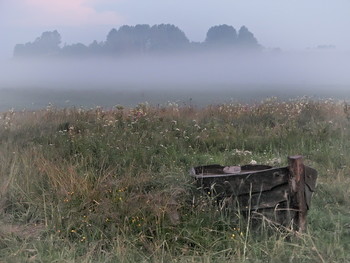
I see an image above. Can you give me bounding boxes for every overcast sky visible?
[1,0,350,59]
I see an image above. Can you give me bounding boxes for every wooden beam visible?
[288,155,307,232]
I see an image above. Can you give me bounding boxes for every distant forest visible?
[13,24,261,58]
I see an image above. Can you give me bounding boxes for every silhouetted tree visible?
[104,24,189,54]
[237,26,260,48]
[104,25,152,54]
[205,25,237,46]
[148,24,190,51]
[14,30,61,57]
[88,40,105,55]
[61,43,88,57]
[13,24,263,58]
[105,28,119,53]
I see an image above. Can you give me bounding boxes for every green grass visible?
[0,98,350,262]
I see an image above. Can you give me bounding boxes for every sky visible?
[1,0,350,59]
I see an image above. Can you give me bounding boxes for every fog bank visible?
[1,50,350,110]
[2,50,350,88]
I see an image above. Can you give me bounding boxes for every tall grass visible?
[0,98,349,262]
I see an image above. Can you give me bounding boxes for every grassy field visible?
[0,98,349,262]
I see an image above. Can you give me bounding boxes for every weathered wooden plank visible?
[305,184,313,210]
[304,166,317,209]
[193,167,289,195]
[250,203,297,227]
[305,166,318,192]
[235,184,289,210]
[192,164,273,176]
[288,155,307,233]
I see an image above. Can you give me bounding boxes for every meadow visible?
[0,97,349,262]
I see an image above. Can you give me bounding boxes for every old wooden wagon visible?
[190,156,317,232]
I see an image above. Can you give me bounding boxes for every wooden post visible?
[288,155,307,232]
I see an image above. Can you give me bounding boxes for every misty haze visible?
[1,24,350,111]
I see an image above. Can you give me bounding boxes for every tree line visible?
[14,24,261,58]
